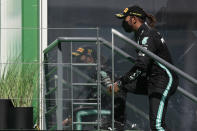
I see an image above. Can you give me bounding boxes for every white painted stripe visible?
[39,0,48,129]
[156,62,173,131]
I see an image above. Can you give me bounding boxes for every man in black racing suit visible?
[111,5,179,131]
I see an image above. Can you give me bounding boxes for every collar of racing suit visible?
[135,22,150,42]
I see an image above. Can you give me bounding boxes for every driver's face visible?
[125,16,133,26]
[125,16,131,22]
[80,55,94,63]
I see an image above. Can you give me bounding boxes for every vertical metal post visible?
[42,64,47,130]
[96,27,101,130]
[112,30,115,130]
[57,43,63,130]
[39,0,43,129]
[71,41,74,130]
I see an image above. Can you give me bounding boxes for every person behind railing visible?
[62,45,128,130]
[111,5,179,131]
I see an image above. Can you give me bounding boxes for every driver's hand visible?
[108,82,120,94]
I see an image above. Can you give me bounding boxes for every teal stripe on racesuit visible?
[156,62,173,131]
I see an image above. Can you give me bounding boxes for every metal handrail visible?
[43,37,136,61]
[112,28,197,103]
[44,36,197,103]
[43,37,98,54]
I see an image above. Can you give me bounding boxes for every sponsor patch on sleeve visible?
[142,37,149,45]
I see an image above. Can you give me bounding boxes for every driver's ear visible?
[132,16,136,24]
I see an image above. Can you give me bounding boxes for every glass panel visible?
[44,28,100,130]
[46,0,197,130]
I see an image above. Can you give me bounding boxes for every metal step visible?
[72,83,97,86]
[73,99,97,101]
[72,63,97,66]
[73,122,98,125]
[73,103,98,105]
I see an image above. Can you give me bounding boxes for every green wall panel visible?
[22,0,39,125]
[22,0,39,62]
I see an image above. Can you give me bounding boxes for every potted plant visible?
[0,63,15,129]
[0,85,14,129]
[0,60,39,129]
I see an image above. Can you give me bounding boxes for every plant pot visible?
[0,99,14,129]
[13,107,33,129]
